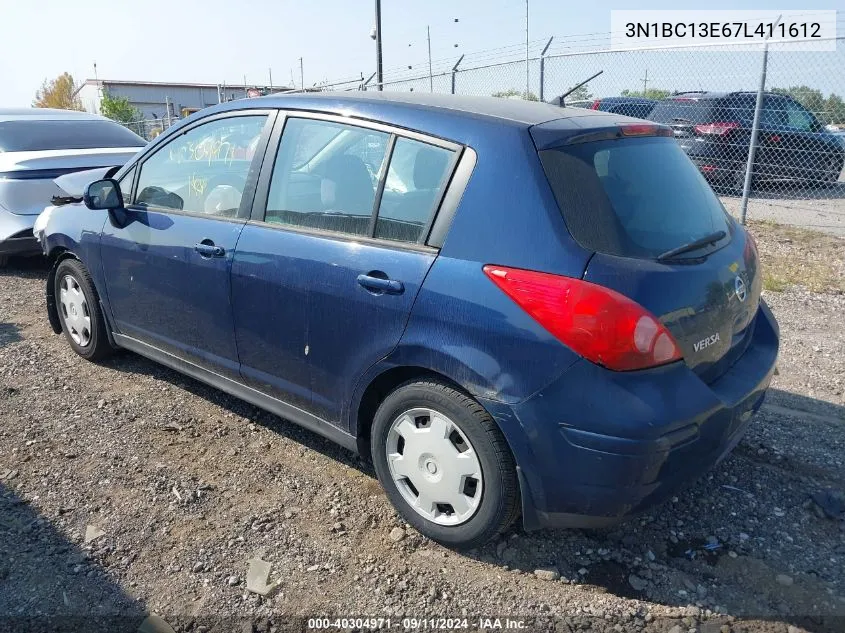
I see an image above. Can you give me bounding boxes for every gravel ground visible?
[720,181,845,238]
[1,229,844,633]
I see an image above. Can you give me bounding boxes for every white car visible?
[0,108,145,266]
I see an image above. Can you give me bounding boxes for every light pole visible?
[374,0,384,90]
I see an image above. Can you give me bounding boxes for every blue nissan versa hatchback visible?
[39,92,779,548]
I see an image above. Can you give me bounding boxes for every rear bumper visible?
[484,300,779,531]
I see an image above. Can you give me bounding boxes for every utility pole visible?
[268,68,273,90]
[243,74,248,98]
[525,0,530,98]
[375,0,384,90]
[427,25,433,93]
[642,68,649,96]
[299,58,304,90]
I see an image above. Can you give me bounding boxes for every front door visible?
[101,112,273,378]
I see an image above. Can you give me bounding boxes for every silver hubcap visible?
[59,275,91,347]
[386,407,483,526]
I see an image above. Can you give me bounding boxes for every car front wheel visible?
[371,379,520,549]
[54,258,113,361]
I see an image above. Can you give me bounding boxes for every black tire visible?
[371,379,520,549]
[54,258,113,361]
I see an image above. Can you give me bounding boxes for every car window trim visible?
[246,216,439,255]
[369,134,397,237]
[427,146,476,248]
[124,109,277,222]
[252,109,468,247]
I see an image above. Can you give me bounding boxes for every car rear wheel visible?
[371,379,520,549]
[54,259,113,361]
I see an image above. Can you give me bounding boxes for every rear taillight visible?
[694,122,739,136]
[591,99,601,110]
[483,265,682,372]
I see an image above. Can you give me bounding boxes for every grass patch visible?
[747,220,845,294]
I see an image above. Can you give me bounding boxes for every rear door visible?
[536,133,762,383]
[101,111,273,379]
[234,113,459,424]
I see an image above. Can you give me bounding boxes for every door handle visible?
[194,241,225,258]
[357,273,404,295]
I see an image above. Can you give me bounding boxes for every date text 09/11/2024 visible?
[306,617,528,630]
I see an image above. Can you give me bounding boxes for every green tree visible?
[100,90,142,123]
[621,88,672,100]
[824,94,845,125]
[562,84,593,102]
[33,72,83,110]
[492,88,539,101]
[771,85,845,125]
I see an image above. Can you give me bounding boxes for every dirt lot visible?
[1,223,844,633]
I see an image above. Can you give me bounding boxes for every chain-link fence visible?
[120,117,180,142]
[298,37,845,232]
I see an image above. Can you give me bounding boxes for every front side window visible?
[266,118,390,237]
[117,166,136,202]
[133,115,267,217]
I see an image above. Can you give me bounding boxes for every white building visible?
[76,79,292,120]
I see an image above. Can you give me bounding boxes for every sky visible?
[0,0,841,107]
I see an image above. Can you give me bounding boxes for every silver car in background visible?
[0,108,145,266]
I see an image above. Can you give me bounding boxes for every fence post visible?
[361,71,377,91]
[739,16,780,225]
[539,37,554,102]
[451,55,464,94]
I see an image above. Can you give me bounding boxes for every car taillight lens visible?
[483,265,682,371]
[694,121,739,136]
[591,99,601,110]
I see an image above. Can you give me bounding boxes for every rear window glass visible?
[648,99,722,124]
[0,120,145,152]
[539,137,730,259]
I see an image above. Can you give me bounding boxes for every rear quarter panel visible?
[347,122,592,433]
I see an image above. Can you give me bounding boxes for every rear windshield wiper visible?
[657,230,726,261]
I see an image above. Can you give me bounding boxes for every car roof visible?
[667,91,785,101]
[598,96,656,104]
[215,91,612,127]
[0,108,107,123]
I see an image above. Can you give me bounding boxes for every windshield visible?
[539,137,731,259]
[0,119,145,152]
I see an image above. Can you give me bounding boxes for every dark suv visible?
[649,91,845,189]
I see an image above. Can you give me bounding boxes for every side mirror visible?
[83,178,123,210]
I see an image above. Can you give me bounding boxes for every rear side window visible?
[376,138,453,243]
[0,120,144,152]
[267,118,390,237]
[266,118,455,244]
[539,137,730,259]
